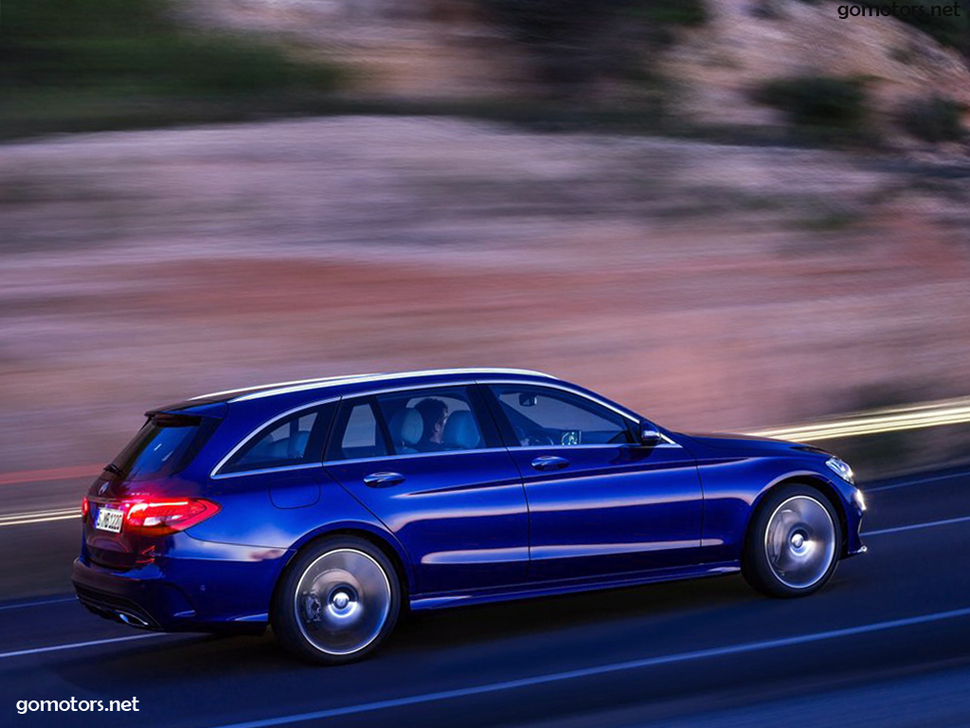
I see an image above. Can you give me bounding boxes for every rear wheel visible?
[742,484,842,598]
[272,536,401,664]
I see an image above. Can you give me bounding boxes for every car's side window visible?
[221,404,334,474]
[488,385,634,447]
[326,399,388,462]
[375,387,485,455]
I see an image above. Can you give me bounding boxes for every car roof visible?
[163,368,559,412]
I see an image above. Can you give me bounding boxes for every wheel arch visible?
[271,523,414,623]
[748,472,850,557]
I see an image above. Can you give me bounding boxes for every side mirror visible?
[638,420,661,446]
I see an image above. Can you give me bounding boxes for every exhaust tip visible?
[116,611,150,628]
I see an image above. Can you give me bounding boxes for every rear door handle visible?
[531,456,570,471]
[363,471,405,487]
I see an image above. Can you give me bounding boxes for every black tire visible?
[272,536,401,664]
[742,483,842,598]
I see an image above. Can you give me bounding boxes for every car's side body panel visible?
[326,450,530,594]
[506,444,704,579]
[681,434,866,561]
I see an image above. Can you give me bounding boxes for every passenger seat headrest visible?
[442,411,480,450]
[389,407,423,447]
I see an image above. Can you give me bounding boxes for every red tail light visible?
[124,499,220,536]
[81,497,89,520]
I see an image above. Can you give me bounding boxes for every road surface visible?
[1,467,969,727]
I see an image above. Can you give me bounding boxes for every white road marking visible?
[0,596,76,612]
[0,633,165,660]
[867,469,970,492]
[206,606,970,728]
[863,515,970,537]
[0,508,79,527]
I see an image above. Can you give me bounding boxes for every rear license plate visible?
[95,506,124,533]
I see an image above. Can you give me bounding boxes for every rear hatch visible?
[85,410,222,570]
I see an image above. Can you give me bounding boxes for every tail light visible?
[81,497,90,520]
[124,499,220,536]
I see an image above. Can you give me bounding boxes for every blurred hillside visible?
[662,0,970,144]
[4,0,967,145]
[187,0,969,148]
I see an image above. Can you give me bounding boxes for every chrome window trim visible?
[210,377,676,478]
[211,462,326,481]
[323,448,498,467]
[505,442,682,451]
[321,442,681,469]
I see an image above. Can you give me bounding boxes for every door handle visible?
[363,471,405,487]
[531,456,570,471]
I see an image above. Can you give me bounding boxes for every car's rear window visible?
[108,413,217,482]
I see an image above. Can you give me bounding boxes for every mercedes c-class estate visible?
[74,368,866,663]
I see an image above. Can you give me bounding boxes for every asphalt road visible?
[2,467,970,728]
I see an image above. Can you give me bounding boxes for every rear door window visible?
[375,387,487,455]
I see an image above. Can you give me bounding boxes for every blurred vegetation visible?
[0,0,342,137]
[899,95,966,142]
[754,75,871,144]
[477,0,707,98]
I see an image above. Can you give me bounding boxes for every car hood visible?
[678,431,831,458]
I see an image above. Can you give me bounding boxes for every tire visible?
[272,536,401,664]
[742,483,842,598]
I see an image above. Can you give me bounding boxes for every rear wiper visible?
[103,463,124,477]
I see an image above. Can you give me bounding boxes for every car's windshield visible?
[108,414,214,482]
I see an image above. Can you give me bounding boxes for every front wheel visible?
[742,484,842,598]
[272,536,401,664]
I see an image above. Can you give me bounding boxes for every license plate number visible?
[95,506,124,533]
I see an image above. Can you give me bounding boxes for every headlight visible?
[825,456,855,484]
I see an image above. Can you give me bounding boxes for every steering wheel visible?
[513,425,555,446]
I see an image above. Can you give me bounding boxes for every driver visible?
[415,398,449,451]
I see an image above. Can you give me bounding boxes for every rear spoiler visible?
[144,401,228,421]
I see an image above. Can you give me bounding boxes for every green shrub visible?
[0,0,341,112]
[899,96,965,142]
[755,76,867,129]
[629,0,708,26]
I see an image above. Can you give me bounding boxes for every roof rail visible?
[225,368,557,403]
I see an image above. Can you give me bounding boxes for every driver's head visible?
[415,398,448,444]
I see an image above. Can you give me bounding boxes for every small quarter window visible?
[221,405,333,474]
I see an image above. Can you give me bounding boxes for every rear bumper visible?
[72,537,293,633]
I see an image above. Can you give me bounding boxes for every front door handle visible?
[363,471,405,487]
[531,456,570,471]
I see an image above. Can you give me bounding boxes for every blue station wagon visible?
[73,368,866,663]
